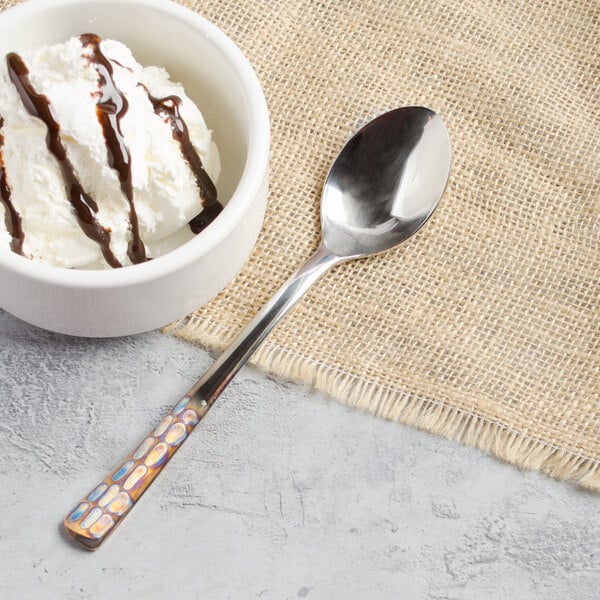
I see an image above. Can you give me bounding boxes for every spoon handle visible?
[64,244,343,550]
[62,393,208,550]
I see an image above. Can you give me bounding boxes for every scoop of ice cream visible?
[0,34,221,269]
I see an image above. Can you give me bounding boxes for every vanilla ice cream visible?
[0,34,221,269]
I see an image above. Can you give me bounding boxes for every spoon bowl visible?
[322,106,451,258]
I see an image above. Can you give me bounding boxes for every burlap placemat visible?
[1,0,597,490]
[169,0,599,490]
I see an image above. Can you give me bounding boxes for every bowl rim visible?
[0,0,270,289]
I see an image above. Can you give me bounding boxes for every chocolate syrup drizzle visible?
[0,116,25,255]
[2,36,221,267]
[6,52,121,268]
[189,200,223,234]
[80,33,146,264]
[143,88,222,233]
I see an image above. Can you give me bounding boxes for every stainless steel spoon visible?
[64,106,452,550]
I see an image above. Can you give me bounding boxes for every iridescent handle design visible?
[65,246,343,551]
[63,395,207,550]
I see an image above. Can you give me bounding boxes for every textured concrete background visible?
[0,308,599,599]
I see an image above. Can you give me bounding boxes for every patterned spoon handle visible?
[64,245,342,550]
[63,394,208,550]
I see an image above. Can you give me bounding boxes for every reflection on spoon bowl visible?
[322,106,451,258]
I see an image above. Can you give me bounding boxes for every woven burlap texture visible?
[168,0,599,490]
[2,0,597,489]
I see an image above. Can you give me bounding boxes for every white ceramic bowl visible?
[0,0,269,337]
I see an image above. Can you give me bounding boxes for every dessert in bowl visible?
[0,0,270,336]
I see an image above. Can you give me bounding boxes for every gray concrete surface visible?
[0,308,598,600]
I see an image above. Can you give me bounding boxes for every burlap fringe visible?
[168,317,600,493]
